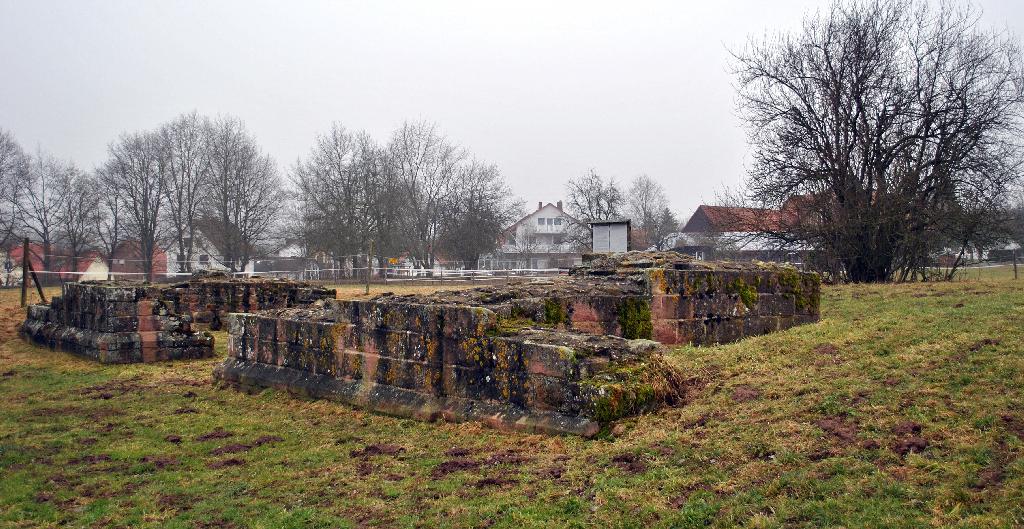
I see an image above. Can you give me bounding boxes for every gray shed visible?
[589,219,631,253]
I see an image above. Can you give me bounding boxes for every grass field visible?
[1,276,1023,528]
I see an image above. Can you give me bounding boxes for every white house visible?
[478,201,583,270]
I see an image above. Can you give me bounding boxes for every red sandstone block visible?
[570,302,600,322]
[650,295,680,319]
[652,319,680,344]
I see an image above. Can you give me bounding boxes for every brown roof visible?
[682,195,815,234]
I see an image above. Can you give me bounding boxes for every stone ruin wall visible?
[21,282,214,363]
[161,275,336,330]
[20,275,337,363]
[215,253,821,436]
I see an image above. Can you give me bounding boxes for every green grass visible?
[1,278,1023,528]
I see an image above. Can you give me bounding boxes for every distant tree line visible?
[0,116,528,281]
[0,113,283,281]
[289,120,522,271]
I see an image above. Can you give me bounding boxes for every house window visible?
[554,217,563,225]
[536,218,545,225]
[547,218,554,225]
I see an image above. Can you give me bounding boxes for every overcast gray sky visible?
[1,0,1022,218]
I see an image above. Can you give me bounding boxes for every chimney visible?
[556,200,563,210]
[538,201,543,210]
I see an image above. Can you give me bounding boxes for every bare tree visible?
[0,129,26,248]
[292,123,373,274]
[438,160,523,266]
[564,169,624,251]
[16,148,75,277]
[159,112,210,273]
[103,131,167,282]
[94,166,125,280]
[202,116,283,273]
[386,120,465,267]
[54,171,101,277]
[733,0,1024,282]
[625,174,676,249]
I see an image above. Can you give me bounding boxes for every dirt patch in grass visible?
[611,453,648,474]
[141,455,179,469]
[195,428,234,441]
[474,476,518,488]
[210,443,251,456]
[732,385,761,402]
[69,454,112,465]
[969,338,1001,352]
[815,417,858,442]
[351,443,405,458]
[891,437,929,456]
[892,421,922,436]
[484,450,531,466]
[1000,414,1024,438]
[164,434,183,443]
[443,447,474,457]
[207,457,245,469]
[431,458,482,478]
[156,493,193,511]
[252,435,283,446]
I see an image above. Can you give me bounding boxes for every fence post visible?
[365,241,373,295]
[20,237,28,307]
[1014,249,1018,280]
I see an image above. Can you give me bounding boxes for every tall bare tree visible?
[733,0,1024,281]
[159,112,210,273]
[103,131,167,282]
[202,116,283,273]
[94,166,125,280]
[564,169,624,251]
[54,171,101,276]
[438,160,523,266]
[0,129,26,249]
[625,174,678,249]
[292,123,373,272]
[16,148,75,276]
[387,120,466,267]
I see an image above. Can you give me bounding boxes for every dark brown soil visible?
[815,417,858,442]
[207,458,245,469]
[350,444,405,458]
[732,386,761,403]
[484,450,531,466]
[431,458,482,478]
[611,453,647,474]
[474,476,517,488]
[141,455,179,469]
[69,454,112,465]
[164,434,183,444]
[891,421,922,436]
[443,447,473,457]
[892,437,929,456]
[969,338,1001,352]
[252,435,284,446]
[196,428,234,441]
[210,443,251,456]
[814,343,839,355]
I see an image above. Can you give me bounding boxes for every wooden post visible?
[20,238,28,307]
[28,262,46,303]
[365,241,372,296]
[1014,249,1018,280]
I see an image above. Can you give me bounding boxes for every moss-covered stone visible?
[617,298,653,340]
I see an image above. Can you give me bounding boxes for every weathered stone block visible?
[214,252,820,436]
